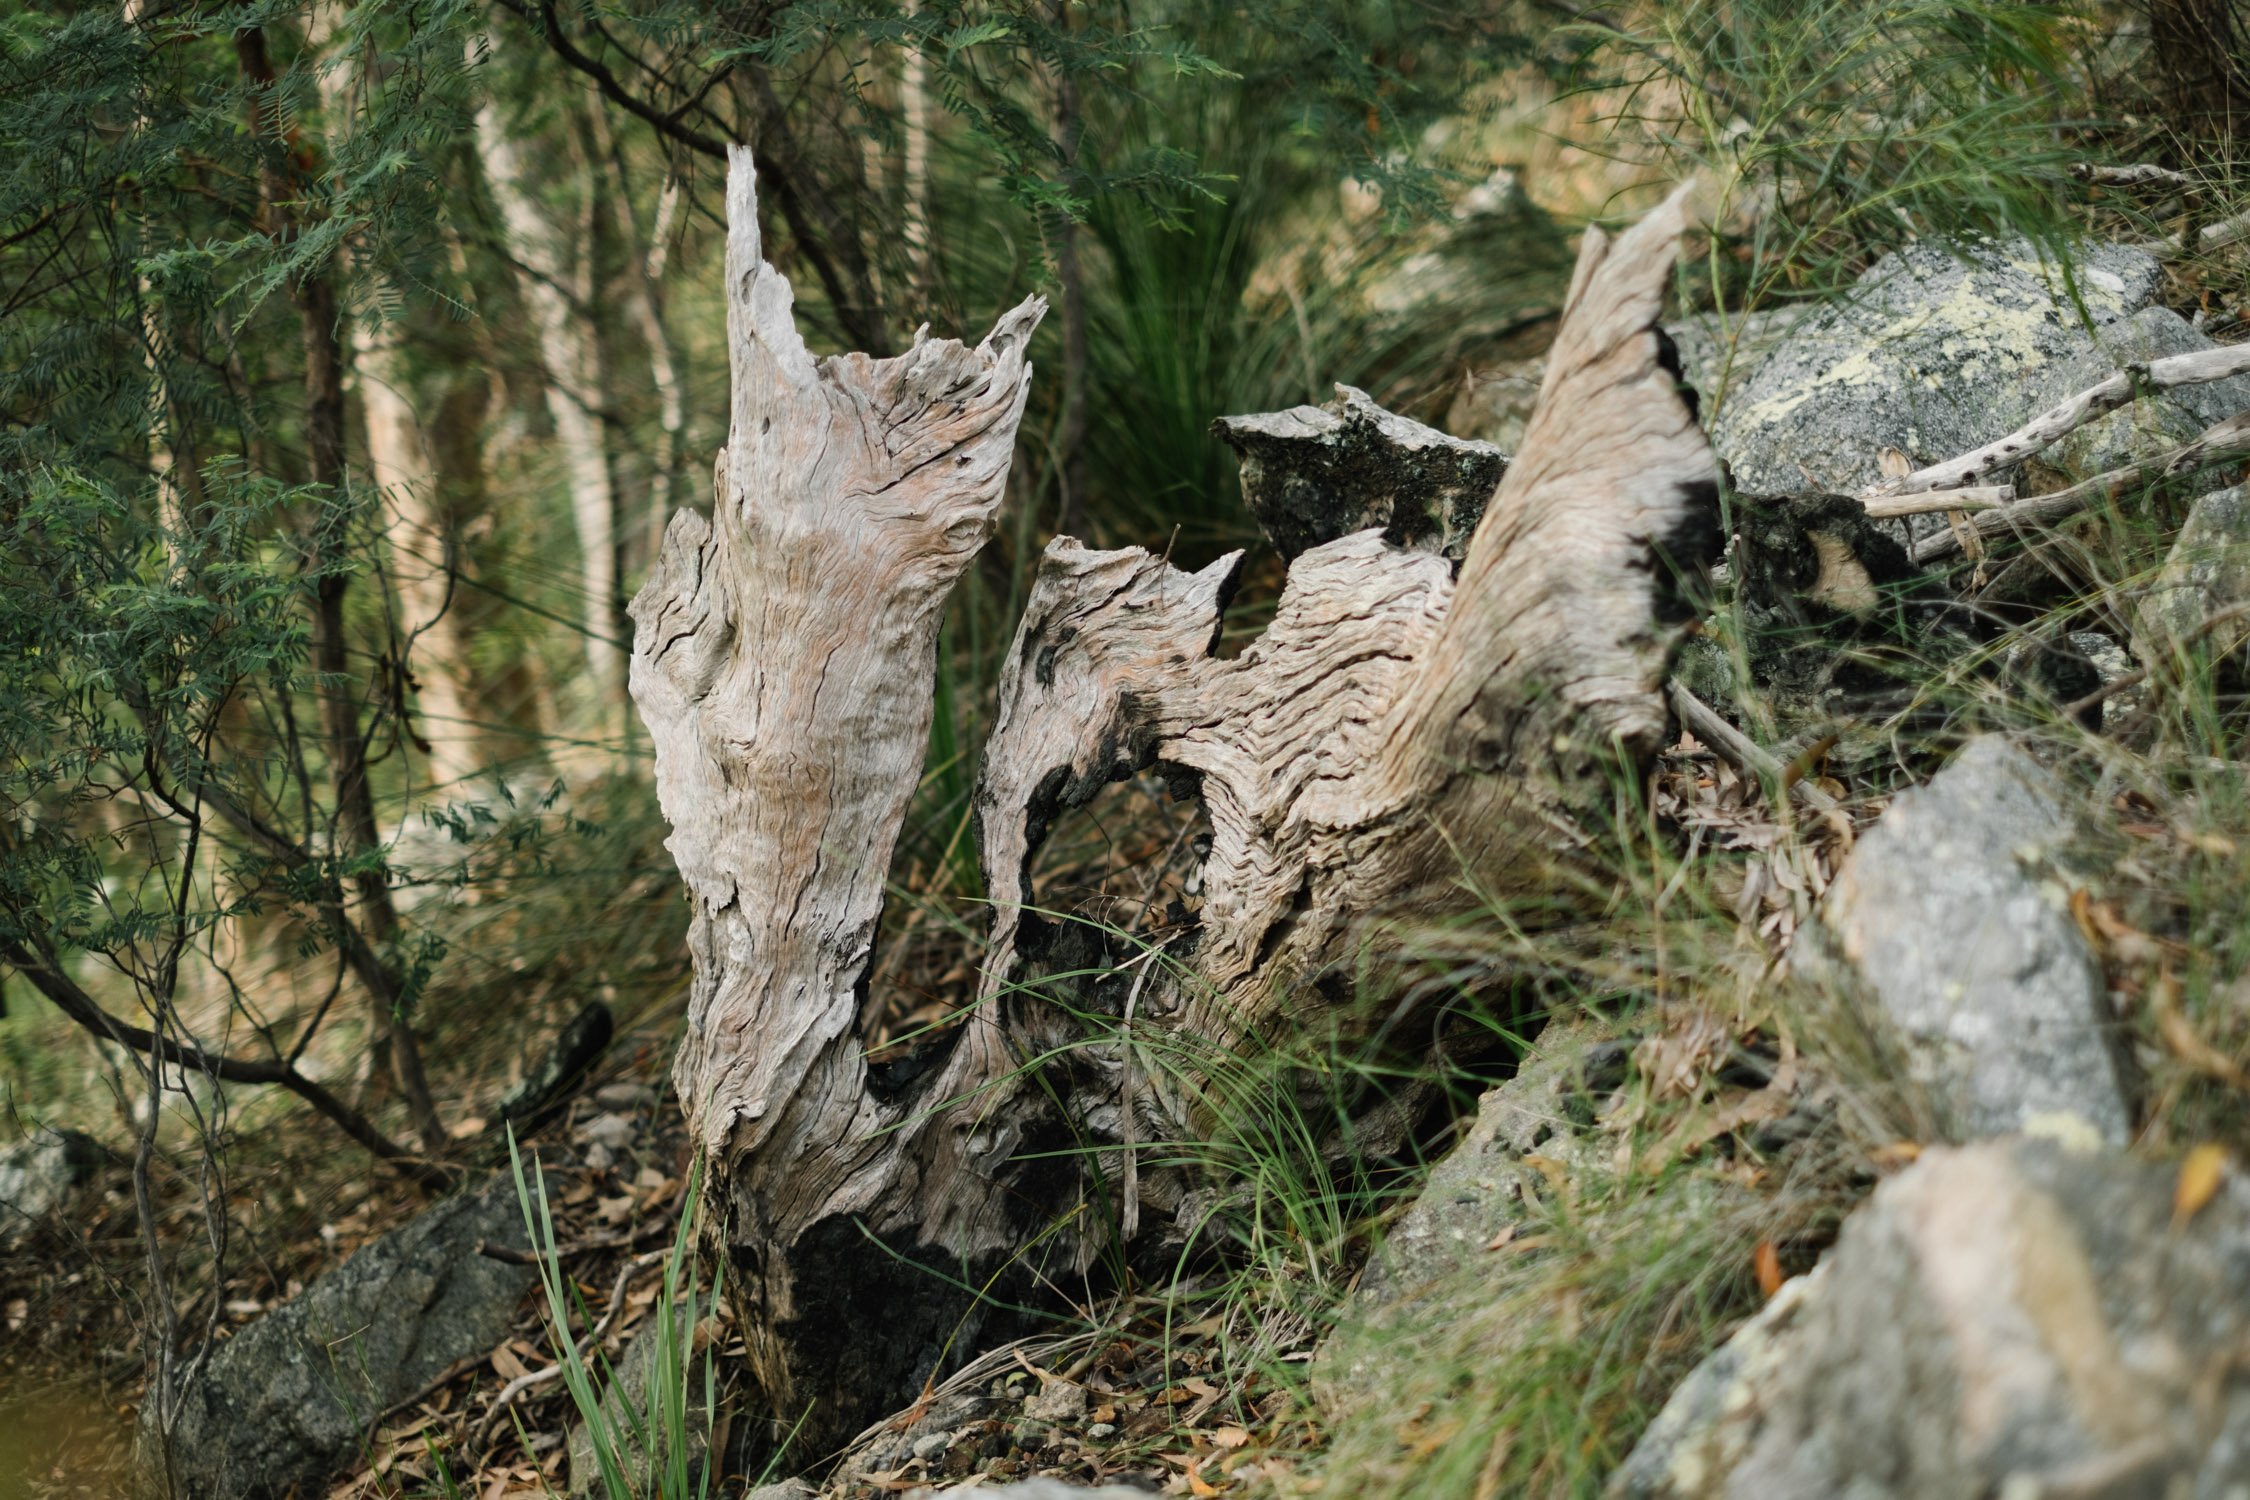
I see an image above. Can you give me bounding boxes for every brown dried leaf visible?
[2175,1143,2230,1229]
[1753,1240,1784,1299]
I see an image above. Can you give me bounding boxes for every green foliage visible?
[730,0,1522,228]
[0,461,321,996]
[1566,0,2110,311]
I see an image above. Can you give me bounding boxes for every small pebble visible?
[578,1111,637,1150]
[1026,1378,1086,1424]
[1086,1422,1117,1439]
[593,1081,655,1110]
[911,1432,951,1461]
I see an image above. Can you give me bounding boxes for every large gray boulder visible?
[137,1173,535,1499]
[1316,1020,1648,1414]
[1610,1138,2250,1499]
[1709,238,2162,497]
[1798,736,2131,1145]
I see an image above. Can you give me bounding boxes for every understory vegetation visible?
[3,2,2248,1497]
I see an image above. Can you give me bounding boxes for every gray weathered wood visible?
[628,152,1718,1447]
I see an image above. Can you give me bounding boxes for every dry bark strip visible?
[628,147,1718,1447]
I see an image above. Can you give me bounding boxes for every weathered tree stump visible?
[628,147,1719,1450]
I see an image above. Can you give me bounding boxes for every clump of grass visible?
[507,1129,722,1500]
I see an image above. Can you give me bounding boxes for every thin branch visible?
[2072,161,2198,190]
[1911,407,2250,565]
[486,0,891,351]
[1667,681,1841,813]
[1860,483,2013,518]
[1868,341,2250,498]
[1,938,448,1187]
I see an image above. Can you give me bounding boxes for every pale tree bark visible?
[352,327,491,792]
[124,0,203,556]
[583,97,688,583]
[475,80,626,709]
[902,0,933,299]
[630,148,1717,1450]
[309,3,490,794]
[237,22,449,1156]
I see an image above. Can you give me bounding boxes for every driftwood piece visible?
[628,146,1049,1437]
[1859,484,2013,518]
[628,150,1718,1450]
[2072,161,2199,190]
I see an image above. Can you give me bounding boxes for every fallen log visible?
[627,146,1719,1452]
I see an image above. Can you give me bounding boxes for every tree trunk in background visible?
[354,325,490,793]
[585,97,687,586]
[902,0,933,299]
[238,22,448,1156]
[127,0,203,557]
[629,147,1717,1452]
[475,81,626,711]
[2151,0,2249,154]
[311,4,491,794]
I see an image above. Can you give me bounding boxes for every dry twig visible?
[1867,344,2250,500]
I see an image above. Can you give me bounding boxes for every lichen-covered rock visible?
[1709,238,2161,498]
[1213,385,1507,562]
[1664,307,1798,414]
[1348,1019,1622,1312]
[2134,482,2250,666]
[1610,1138,2250,1499]
[2051,306,2250,486]
[1448,309,1794,465]
[1798,736,2131,1144]
[1314,1022,1631,1410]
[137,1173,535,1500]
[0,1128,100,1245]
[2066,629,2146,727]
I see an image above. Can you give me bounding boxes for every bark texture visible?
[630,150,1717,1448]
[475,81,624,706]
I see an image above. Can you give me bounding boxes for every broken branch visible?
[1869,342,2250,498]
[1911,407,2250,564]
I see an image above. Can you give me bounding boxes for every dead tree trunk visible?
[629,147,1717,1450]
